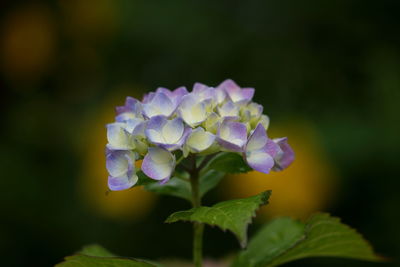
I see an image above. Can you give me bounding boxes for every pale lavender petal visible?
[106,122,134,150]
[171,86,188,99]
[217,79,254,103]
[142,92,155,103]
[146,115,165,130]
[185,127,215,153]
[247,102,263,117]
[142,92,175,118]
[156,86,188,106]
[115,113,136,122]
[246,124,268,151]
[241,88,255,101]
[193,82,209,93]
[108,174,138,191]
[116,97,141,115]
[145,116,187,150]
[193,83,215,101]
[217,120,247,152]
[124,118,144,133]
[217,79,240,92]
[156,87,172,96]
[145,116,166,143]
[244,124,279,173]
[173,124,192,147]
[106,151,129,177]
[132,120,147,137]
[218,101,239,118]
[106,150,138,191]
[162,117,184,141]
[272,137,295,171]
[214,87,227,104]
[115,97,143,122]
[142,147,176,181]
[246,151,275,174]
[177,95,208,126]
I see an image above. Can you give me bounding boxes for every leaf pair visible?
[166,191,382,266]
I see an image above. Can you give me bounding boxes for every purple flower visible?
[192,83,216,102]
[115,97,143,122]
[177,94,211,127]
[216,119,248,152]
[106,122,135,150]
[156,86,188,106]
[272,137,295,171]
[106,79,295,190]
[142,147,176,182]
[106,150,138,191]
[217,100,240,119]
[142,92,177,118]
[244,124,279,174]
[145,115,190,151]
[217,79,255,104]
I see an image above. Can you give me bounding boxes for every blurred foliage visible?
[0,0,399,266]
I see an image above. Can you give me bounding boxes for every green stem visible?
[190,157,203,267]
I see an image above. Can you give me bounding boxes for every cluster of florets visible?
[105,79,294,191]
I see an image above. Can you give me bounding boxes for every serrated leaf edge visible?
[165,190,271,247]
[265,213,385,267]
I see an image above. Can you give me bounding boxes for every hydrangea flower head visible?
[105,80,294,191]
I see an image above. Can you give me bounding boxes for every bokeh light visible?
[1,4,56,87]
[79,90,157,221]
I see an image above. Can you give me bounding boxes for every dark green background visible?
[1,0,399,266]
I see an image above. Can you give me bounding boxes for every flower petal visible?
[245,150,275,174]
[108,173,138,191]
[115,97,143,122]
[106,151,129,177]
[256,114,270,130]
[146,116,187,150]
[218,101,240,118]
[186,127,215,153]
[214,87,227,104]
[142,92,175,118]
[272,137,295,171]
[246,123,268,151]
[106,122,134,150]
[142,147,176,181]
[156,86,188,106]
[162,117,184,144]
[217,120,247,152]
[203,112,221,134]
[106,150,138,191]
[178,95,208,127]
[193,83,215,102]
[244,124,280,173]
[218,79,254,103]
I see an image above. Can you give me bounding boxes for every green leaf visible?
[165,191,271,247]
[56,244,157,267]
[79,244,116,257]
[206,152,252,174]
[144,177,192,201]
[233,213,383,267]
